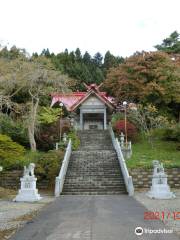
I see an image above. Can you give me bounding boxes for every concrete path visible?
[11,195,179,240]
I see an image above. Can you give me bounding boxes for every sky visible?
[0,0,180,57]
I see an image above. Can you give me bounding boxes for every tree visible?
[0,56,71,151]
[75,48,82,62]
[38,107,63,124]
[0,45,26,60]
[93,52,103,67]
[155,31,180,53]
[103,51,124,74]
[22,61,70,151]
[104,51,180,118]
[83,51,91,65]
[128,104,170,147]
[41,48,51,57]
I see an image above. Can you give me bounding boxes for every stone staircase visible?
[62,130,127,195]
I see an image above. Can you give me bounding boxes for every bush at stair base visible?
[35,150,64,189]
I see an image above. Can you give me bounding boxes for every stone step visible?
[68,163,120,166]
[65,174,123,178]
[66,173,122,175]
[65,173,123,176]
[64,178,124,182]
[63,187,126,191]
[63,183,125,187]
[69,158,119,162]
[62,130,126,195]
[67,167,121,170]
[65,175,123,178]
[66,167,121,170]
[63,184,126,188]
[70,161,118,163]
[62,191,127,195]
[64,180,125,184]
[63,189,126,193]
[68,163,120,165]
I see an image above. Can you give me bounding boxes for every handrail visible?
[109,124,134,196]
[55,139,72,197]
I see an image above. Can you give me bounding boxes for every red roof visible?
[51,84,115,111]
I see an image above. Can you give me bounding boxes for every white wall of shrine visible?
[81,96,105,107]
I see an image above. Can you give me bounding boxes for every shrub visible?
[111,113,124,125]
[113,120,138,141]
[24,150,64,188]
[68,130,80,150]
[35,150,64,187]
[162,124,180,142]
[36,120,71,151]
[0,114,29,147]
[0,134,26,170]
[36,121,60,151]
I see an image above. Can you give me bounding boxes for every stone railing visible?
[55,139,72,197]
[109,124,134,196]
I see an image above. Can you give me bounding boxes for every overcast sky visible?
[0,0,180,57]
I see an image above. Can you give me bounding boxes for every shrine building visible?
[51,84,115,130]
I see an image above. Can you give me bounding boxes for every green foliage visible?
[0,53,71,151]
[0,46,26,60]
[103,51,124,74]
[35,150,64,187]
[38,107,62,124]
[161,124,180,142]
[49,48,123,90]
[68,130,80,150]
[111,112,124,125]
[23,150,64,188]
[155,31,180,53]
[57,141,67,150]
[128,104,171,133]
[0,134,26,170]
[36,121,61,151]
[0,114,28,147]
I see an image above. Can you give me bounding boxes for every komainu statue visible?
[24,163,35,177]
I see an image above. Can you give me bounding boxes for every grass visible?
[0,229,16,240]
[127,138,180,169]
[0,187,16,199]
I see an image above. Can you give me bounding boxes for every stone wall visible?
[0,170,51,190]
[1,168,179,191]
[129,168,180,190]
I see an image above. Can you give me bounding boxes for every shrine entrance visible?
[81,113,105,130]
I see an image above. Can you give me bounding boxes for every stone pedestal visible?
[146,160,175,199]
[14,176,42,202]
[147,182,175,199]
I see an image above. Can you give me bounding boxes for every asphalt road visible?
[11,195,179,240]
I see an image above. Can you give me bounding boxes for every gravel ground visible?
[134,189,180,236]
[0,194,55,239]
